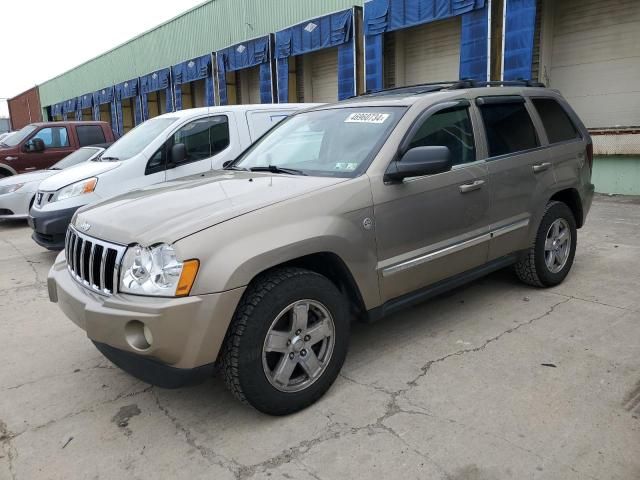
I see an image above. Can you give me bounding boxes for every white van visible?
[29,104,319,249]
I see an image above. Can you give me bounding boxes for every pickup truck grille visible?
[65,226,126,295]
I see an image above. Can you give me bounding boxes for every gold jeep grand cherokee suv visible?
[49,82,594,415]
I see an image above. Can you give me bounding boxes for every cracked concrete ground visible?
[1,195,639,480]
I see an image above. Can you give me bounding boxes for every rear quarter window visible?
[76,125,107,147]
[531,98,580,144]
[479,100,539,157]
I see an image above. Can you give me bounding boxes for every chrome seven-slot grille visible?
[65,226,127,295]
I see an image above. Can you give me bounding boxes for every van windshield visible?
[230,107,406,177]
[1,125,37,147]
[99,117,178,161]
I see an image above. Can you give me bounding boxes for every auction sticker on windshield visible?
[344,113,390,124]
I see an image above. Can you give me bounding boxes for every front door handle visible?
[532,162,552,173]
[459,179,485,193]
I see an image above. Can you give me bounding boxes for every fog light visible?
[143,325,154,346]
[125,320,152,351]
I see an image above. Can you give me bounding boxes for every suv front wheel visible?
[515,201,577,287]
[221,267,350,415]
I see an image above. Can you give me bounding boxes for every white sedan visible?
[0,144,110,220]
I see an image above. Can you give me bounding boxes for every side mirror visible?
[384,146,452,183]
[170,143,187,165]
[25,138,45,153]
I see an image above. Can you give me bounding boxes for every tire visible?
[220,267,350,415]
[515,201,577,287]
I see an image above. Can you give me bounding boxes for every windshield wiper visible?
[249,165,306,176]
[0,143,8,147]
[101,156,120,161]
[224,165,249,171]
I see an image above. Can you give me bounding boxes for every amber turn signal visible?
[176,259,199,297]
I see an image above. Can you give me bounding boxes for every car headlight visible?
[119,243,199,297]
[53,178,97,202]
[0,183,25,195]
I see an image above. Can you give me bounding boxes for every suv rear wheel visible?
[220,267,350,415]
[515,201,577,287]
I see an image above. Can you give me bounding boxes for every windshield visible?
[2,125,37,147]
[232,107,406,177]
[51,147,101,170]
[100,117,177,160]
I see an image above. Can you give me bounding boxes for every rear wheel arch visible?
[549,188,584,228]
[0,165,15,178]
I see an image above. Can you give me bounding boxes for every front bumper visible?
[0,191,33,219]
[29,205,81,250]
[48,252,246,385]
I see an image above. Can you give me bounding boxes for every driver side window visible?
[32,127,69,148]
[171,115,229,163]
[144,115,230,175]
[408,108,476,166]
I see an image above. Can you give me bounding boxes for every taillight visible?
[586,141,593,171]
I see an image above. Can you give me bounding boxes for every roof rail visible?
[358,79,546,98]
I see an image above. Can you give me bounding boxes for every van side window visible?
[171,115,230,163]
[408,107,476,166]
[33,127,70,148]
[531,98,580,144]
[77,125,106,146]
[479,102,539,157]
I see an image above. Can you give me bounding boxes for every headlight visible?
[119,243,199,297]
[53,178,97,202]
[0,183,25,195]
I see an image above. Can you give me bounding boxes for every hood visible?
[38,161,121,192]
[0,145,18,154]
[74,171,347,245]
[0,169,55,190]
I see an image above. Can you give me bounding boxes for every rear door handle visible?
[532,162,551,173]
[459,179,485,193]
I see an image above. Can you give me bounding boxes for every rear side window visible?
[479,101,539,157]
[532,98,580,144]
[408,107,476,166]
[76,125,106,146]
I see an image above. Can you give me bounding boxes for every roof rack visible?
[360,79,546,97]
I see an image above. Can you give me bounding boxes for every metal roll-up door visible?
[548,0,640,128]
[399,16,461,86]
[238,67,262,104]
[309,48,339,103]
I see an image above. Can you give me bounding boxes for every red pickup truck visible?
[0,121,116,177]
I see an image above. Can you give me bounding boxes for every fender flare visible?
[0,163,17,176]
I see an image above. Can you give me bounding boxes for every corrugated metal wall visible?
[39,0,364,107]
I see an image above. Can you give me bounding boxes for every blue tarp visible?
[114,79,142,135]
[92,86,117,132]
[76,94,92,120]
[62,98,77,120]
[364,0,487,91]
[115,78,139,100]
[140,68,174,120]
[50,103,63,118]
[172,54,214,110]
[275,9,355,102]
[503,0,537,80]
[459,6,489,81]
[217,35,273,104]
